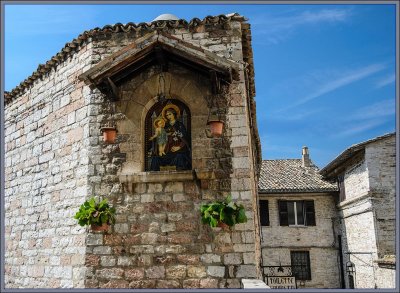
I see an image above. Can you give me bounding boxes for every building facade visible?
[4,13,263,289]
[258,147,342,289]
[320,132,396,289]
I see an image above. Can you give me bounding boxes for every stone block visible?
[156,280,181,288]
[200,254,221,264]
[100,256,116,266]
[161,223,176,233]
[165,182,184,193]
[141,194,154,203]
[224,253,242,265]
[137,255,152,266]
[168,213,183,221]
[207,266,225,277]
[183,279,200,288]
[236,265,257,278]
[173,193,186,202]
[145,266,165,279]
[147,183,163,193]
[129,280,156,288]
[187,266,206,278]
[177,254,200,264]
[114,223,129,234]
[200,278,219,288]
[87,234,103,246]
[166,265,187,279]
[141,232,158,244]
[125,268,144,280]
[96,268,124,280]
[93,246,112,255]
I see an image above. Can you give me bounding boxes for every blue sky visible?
[3,3,397,168]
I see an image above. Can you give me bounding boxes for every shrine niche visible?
[145,98,191,171]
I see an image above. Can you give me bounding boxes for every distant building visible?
[320,132,396,289]
[258,147,341,288]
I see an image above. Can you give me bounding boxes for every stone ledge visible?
[119,169,219,184]
[241,278,270,289]
[119,170,195,183]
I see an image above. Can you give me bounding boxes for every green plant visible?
[74,197,116,227]
[200,195,248,228]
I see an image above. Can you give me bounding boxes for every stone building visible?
[258,147,341,288]
[320,132,396,289]
[4,13,263,288]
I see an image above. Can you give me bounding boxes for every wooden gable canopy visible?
[79,31,240,100]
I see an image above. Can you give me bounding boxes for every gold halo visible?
[153,117,166,128]
[162,104,181,120]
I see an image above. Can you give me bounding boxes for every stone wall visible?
[81,19,260,288]
[4,41,94,288]
[84,177,256,288]
[259,193,341,288]
[338,198,377,288]
[343,157,369,200]
[365,136,396,258]
[4,15,261,289]
[338,134,396,289]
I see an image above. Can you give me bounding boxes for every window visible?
[291,251,311,280]
[278,200,315,226]
[259,200,269,226]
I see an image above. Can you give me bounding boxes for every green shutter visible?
[304,200,316,226]
[278,200,288,226]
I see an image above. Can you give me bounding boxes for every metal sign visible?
[263,265,297,289]
[266,276,297,289]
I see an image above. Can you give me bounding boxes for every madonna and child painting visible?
[147,101,192,171]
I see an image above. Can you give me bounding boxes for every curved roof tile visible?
[4,13,246,103]
[259,159,338,193]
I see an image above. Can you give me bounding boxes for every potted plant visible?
[200,195,248,228]
[74,197,116,232]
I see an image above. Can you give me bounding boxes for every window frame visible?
[291,251,312,281]
[278,200,316,227]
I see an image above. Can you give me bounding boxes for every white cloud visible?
[252,8,351,43]
[375,74,396,88]
[331,118,388,138]
[349,99,395,121]
[285,63,387,109]
[268,108,323,121]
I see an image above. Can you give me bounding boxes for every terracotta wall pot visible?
[90,223,109,232]
[101,127,117,144]
[217,222,230,230]
[207,120,224,137]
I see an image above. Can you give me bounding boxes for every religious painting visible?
[145,99,191,171]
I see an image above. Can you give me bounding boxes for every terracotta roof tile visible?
[258,159,338,193]
[4,13,247,103]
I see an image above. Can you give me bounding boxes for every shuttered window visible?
[259,200,269,226]
[278,200,316,226]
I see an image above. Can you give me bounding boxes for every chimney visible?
[302,146,311,167]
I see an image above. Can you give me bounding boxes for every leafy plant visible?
[200,195,248,228]
[74,197,116,227]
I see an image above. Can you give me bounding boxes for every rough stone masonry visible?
[4,13,262,288]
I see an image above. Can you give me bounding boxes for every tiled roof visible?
[258,159,338,193]
[320,132,395,178]
[4,13,249,103]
